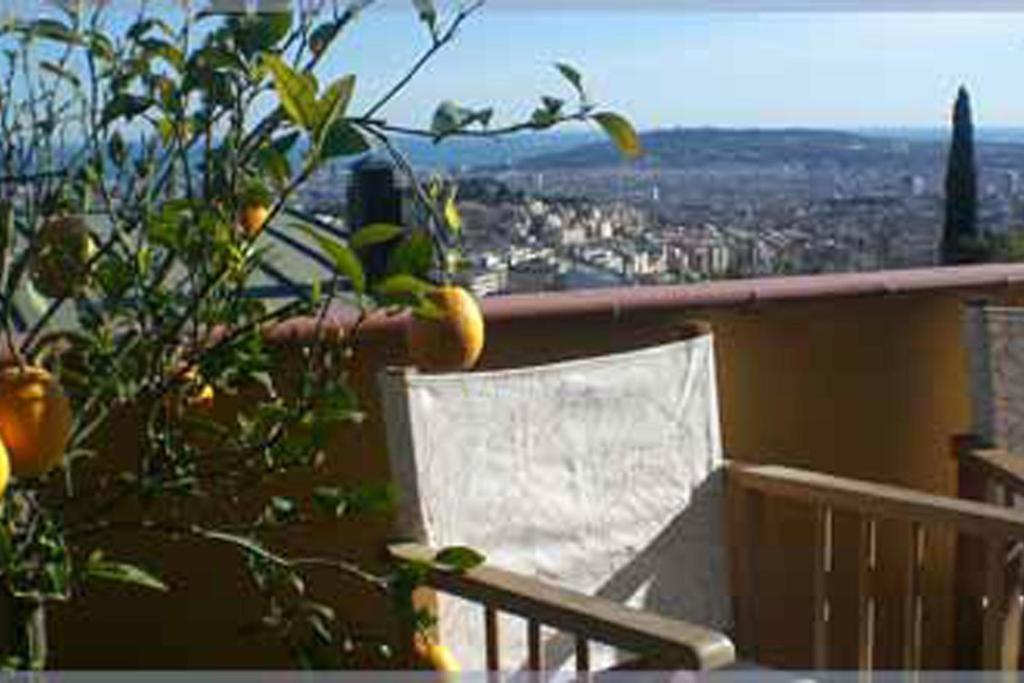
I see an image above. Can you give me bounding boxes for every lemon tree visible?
[0,0,639,669]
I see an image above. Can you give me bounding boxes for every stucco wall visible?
[40,270,1024,668]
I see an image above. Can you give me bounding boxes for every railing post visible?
[857,517,877,675]
[902,522,925,672]
[527,619,543,676]
[981,533,1017,671]
[981,480,1022,672]
[955,433,989,669]
[484,605,500,676]
[728,475,763,661]
[812,503,832,670]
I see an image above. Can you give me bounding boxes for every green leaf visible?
[232,11,293,56]
[85,558,168,592]
[308,609,334,645]
[541,96,564,115]
[312,484,393,517]
[126,17,174,41]
[26,19,80,45]
[0,200,11,281]
[412,0,437,32]
[555,62,587,101]
[375,274,434,298]
[263,55,318,131]
[101,95,154,127]
[444,191,462,235]
[351,223,404,250]
[86,32,115,61]
[265,496,298,524]
[316,75,356,136]
[592,111,643,160]
[201,530,287,567]
[431,101,494,139]
[108,131,127,166]
[309,20,342,56]
[299,225,366,294]
[412,296,445,321]
[138,38,185,71]
[321,121,370,160]
[388,230,434,278]
[257,145,292,190]
[40,61,81,89]
[434,546,485,572]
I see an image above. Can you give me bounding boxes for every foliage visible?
[942,86,981,265]
[0,0,637,669]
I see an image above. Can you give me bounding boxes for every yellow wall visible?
[42,284,1024,668]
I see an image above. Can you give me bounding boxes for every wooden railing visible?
[729,459,1024,671]
[387,542,737,672]
[957,441,1024,670]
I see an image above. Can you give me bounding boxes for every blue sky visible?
[309,8,1024,131]
[21,4,1024,132]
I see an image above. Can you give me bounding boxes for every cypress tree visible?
[941,86,981,264]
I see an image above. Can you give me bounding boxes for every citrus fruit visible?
[0,365,73,478]
[406,285,485,371]
[30,215,97,299]
[164,367,216,416]
[0,438,10,496]
[187,383,216,412]
[238,203,269,238]
[413,640,460,673]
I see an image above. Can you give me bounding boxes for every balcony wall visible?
[44,263,1024,669]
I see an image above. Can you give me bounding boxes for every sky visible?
[14,3,1024,132]
[322,8,1024,132]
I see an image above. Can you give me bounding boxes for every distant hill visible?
[511,127,936,170]
[507,126,1024,172]
[861,127,1024,144]
[395,130,601,171]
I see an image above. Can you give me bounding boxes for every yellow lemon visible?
[406,285,485,372]
[0,366,73,478]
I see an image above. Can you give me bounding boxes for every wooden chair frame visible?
[390,451,1024,673]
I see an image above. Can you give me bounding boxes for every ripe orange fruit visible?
[30,215,97,299]
[238,203,269,238]
[413,640,460,673]
[406,285,485,372]
[0,366,73,478]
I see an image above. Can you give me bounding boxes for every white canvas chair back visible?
[964,303,1024,453]
[378,331,732,671]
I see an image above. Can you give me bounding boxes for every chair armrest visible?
[388,542,736,671]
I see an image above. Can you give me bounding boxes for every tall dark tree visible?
[942,86,981,264]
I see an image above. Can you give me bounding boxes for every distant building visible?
[902,174,926,197]
[1002,170,1022,197]
[461,267,508,298]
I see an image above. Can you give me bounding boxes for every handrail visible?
[961,447,1024,496]
[727,461,1024,540]
[388,542,737,671]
